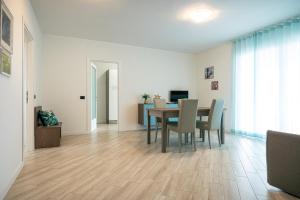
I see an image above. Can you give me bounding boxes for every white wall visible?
[196,43,233,131]
[0,0,43,198]
[41,35,198,134]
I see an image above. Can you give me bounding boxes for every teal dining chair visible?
[167,99,198,152]
[196,99,224,149]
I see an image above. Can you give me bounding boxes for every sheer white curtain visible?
[233,18,300,138]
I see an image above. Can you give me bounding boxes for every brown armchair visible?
[266,130,300,198]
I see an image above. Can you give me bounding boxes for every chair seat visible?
[196,120,209,130]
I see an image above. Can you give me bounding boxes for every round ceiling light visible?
[178,4,219,24]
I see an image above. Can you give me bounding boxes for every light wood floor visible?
[96,124,118,132]
[5,130,300,200]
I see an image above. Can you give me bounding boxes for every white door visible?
[108,69,118,122]
[91,64,97,131]
[96,73,102,124]
[24,27,34,152]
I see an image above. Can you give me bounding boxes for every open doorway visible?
[22,25,34,156]
[90,61,119,133]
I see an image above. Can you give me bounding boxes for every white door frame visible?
[91,63,97,131]
[22,20,34,160]
[86,58,120,132]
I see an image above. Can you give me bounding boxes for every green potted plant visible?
[142,94,150,104]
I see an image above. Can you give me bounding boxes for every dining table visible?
[147,107,225,153]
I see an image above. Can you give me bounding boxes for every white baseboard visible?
[62,130,90,136]
[1,161,24,200]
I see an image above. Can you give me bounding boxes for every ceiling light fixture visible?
[178,4,219,24]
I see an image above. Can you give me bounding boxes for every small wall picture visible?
[205,66,214,79]
[211,81,219,90]
[0,49,11,76]
[1,1,13,54]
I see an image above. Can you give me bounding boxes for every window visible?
[233,18,300,138]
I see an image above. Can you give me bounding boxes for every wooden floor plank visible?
[4,131,299,200]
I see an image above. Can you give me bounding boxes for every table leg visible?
[161,113,167,153]
[147,109,151,144]
[221,111,225,144]
[199,116,202,139]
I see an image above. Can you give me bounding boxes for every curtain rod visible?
[232,15,300,42]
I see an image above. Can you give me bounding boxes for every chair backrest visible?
[177,99,198,133]
[208,99,224,130]
[153,98,166,108]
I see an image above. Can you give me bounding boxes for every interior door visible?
[91,64,97,131]
[24,27,34,152]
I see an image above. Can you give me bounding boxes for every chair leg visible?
[155,122,159,142]
[217,130,221,147]
[208,130,211,149]
[202,130,205,142]
[192,132,196,151]
[167,129,170,146]
[178,132,182,153]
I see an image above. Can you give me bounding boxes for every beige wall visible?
[196,43,233,130]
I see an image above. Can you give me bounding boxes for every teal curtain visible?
[233,17,300,138]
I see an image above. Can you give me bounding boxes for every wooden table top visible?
[148,107,210,111]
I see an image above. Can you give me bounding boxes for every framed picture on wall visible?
[205,66,214,79]
[1,1,13,54]
[0,48,11,76]
[211,81,219,90]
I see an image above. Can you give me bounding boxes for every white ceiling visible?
[30,0,300,53]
